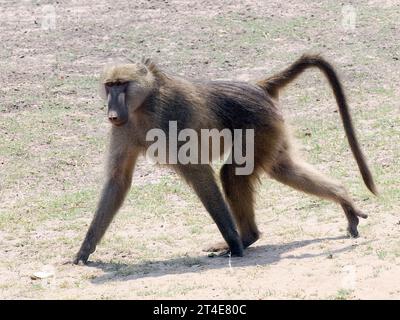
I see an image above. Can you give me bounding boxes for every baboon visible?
[73,54,376,264]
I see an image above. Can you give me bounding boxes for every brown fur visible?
[258,54,377,195]
[73,55,376,264]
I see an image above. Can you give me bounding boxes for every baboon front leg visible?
[269,156,367,237]
[176,164,244,257]
[74,147,138,264]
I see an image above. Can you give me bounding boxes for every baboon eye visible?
[106,81,125,87]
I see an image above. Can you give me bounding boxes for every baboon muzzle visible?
[107,84,129,126]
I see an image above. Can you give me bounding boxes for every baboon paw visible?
[347,226,359,238]
[355,210,368,219]
[73,240,96,265]
[242,234,260,249]
[73,252,90,265]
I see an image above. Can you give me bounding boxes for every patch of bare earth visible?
[0,0,399,299]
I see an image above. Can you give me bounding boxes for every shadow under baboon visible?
[87,236,368,284]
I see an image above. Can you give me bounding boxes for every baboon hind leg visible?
[223,164,260,246]
[175,164,244,257]
[268,153,367,237]
[205,163,260,253]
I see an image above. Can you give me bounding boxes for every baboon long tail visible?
[258,54,377,195]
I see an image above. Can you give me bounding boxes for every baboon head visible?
[100,61,156,126]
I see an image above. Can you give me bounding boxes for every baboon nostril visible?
[108,111,119,121]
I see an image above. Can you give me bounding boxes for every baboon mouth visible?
[110,120,127,127]
[112,121,126,127]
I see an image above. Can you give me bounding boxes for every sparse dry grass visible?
[0,0,399,299]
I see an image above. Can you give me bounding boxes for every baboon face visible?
[105,82,129,126]
[101,63,155,126]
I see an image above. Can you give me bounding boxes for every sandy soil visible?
[0,0,399,299]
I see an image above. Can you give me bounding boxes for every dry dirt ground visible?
[0,0,399,299]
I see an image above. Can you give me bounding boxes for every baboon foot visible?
[347,223,359,238]
[73,252,91,265]
[73,241,96,265]
[229,240,244,257]
[242,231,260,249]
[342,204,368,238]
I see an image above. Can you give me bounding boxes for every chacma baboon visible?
[73,54,376,264]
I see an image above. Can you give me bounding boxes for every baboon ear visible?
[141,57,157,72]
[137,63,149,75]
